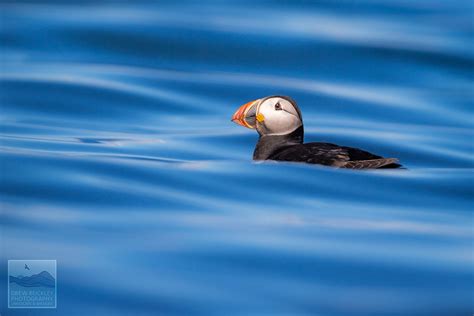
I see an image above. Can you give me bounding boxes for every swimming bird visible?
[231,96,401,169]
[25,264,30,270]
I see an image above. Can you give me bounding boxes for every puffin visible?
[231,96,401,169]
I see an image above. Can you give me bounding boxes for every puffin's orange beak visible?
[231,99,260,129]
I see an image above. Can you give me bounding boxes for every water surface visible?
[1,1,473,315]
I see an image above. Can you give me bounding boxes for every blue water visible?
[1,1,473,315]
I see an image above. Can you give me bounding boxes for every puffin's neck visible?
[253,126,304,160]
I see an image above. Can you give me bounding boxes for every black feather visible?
[253,127,401,169]
[269,143,401,169]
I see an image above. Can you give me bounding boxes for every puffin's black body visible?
[232,96,401,169]
[254,126,401,169]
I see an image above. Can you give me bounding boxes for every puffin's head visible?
[231,96,303,136]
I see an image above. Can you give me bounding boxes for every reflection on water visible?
[1,1,473,315]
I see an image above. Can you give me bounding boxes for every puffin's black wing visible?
[341,158,400,169]
[269,142,401,169]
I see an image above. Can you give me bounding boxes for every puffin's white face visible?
[231,96,303,136]
[256,97,302,136]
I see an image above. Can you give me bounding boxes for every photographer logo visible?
[8,260,57,308]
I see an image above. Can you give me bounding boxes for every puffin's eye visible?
[275,102,282,110]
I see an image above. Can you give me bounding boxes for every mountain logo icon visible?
[8,260,57,308]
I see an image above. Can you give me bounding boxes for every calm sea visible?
[1,1,473,315]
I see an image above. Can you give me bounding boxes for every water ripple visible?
[1,1,473,315]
